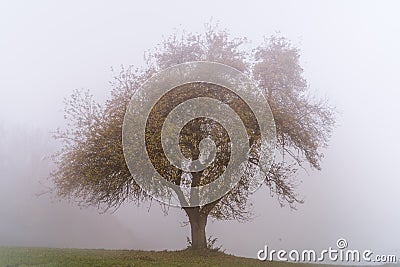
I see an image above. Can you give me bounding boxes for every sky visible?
[1,0,399,261]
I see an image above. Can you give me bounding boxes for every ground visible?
[0,247,333,267]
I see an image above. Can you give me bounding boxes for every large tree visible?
[51,25,335,249]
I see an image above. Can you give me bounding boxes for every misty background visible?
[1,0,399,260]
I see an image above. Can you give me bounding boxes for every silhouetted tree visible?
[51,24,335,249]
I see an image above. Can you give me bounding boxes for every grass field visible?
[0,247,326,267]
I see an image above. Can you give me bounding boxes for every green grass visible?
[0,247,345,267]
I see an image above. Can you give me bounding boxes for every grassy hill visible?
[0,247,327,267]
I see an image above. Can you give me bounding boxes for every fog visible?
[1,0,399,260]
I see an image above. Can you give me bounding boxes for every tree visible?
[51,24,335,250]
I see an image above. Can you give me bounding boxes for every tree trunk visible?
[185,207,208,249]
[182,173,221,250]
